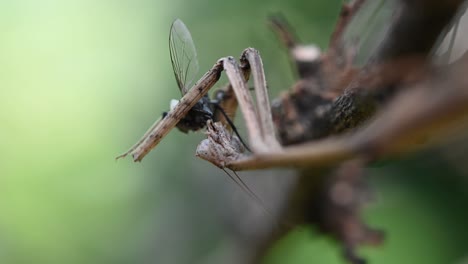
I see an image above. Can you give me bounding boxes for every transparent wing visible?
[343,0,467,65]
[169,19,199,95]
[435,5,468,63]
[343,0,394,65]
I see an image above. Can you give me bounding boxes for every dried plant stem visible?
[228,57,468,171]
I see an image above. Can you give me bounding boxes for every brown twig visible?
[268,14,298,49]
[329,0,367,50]
[228,54,468,171]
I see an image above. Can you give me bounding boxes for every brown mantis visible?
[116,20,283,214]
[116,19,282,167]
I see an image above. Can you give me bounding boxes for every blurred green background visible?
[1,0,468,263]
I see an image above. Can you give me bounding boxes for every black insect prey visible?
[167,19,248,151]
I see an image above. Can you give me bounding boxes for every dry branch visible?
[235,1,468,264]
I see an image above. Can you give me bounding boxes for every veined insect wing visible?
[169,19,200,95]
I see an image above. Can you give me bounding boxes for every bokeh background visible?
[1,0,468,263]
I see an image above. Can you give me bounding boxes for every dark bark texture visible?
[257,1,467,263]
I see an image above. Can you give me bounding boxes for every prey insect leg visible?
[213,103,251,152]
[221,168,273,217]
